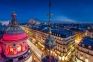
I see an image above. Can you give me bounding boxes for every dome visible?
[2,12,28,42]
[2,26,27,41]
[0,12,31,62]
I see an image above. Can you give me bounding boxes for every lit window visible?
[76,58,82,62]
[9,47,13,53]
[58,56,61,60]
[17,44,22,52]
[62,56,65,60]
[88,46,91,49]
[13,49,17,55]
[85,59,88,62]
[5,46,17,55]
[82,44,85,47]
[80,56,83,60]
[22,45,26,51]
[5,46,10,55]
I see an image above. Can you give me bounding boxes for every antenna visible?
[48,0,52,34]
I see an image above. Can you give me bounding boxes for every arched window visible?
[88,46,91,49]
[5,45,17,55]
[16,44,22,52]
[5,43,27,55]
[82,44,85,47]
[85,59,89,62]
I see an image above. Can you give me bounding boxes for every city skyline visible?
[0,0,93,23]
[0,7,93,62]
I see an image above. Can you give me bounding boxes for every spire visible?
[42,0,58,62]
[48,0,51,34]
[10,12,18,26]
[44,0,56,50]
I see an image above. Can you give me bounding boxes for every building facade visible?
[0,12,32,62]
[25,25,75,62]
[75,37,93,62]
[85,29,93,38]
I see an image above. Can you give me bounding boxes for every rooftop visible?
[79,37,93,50]
[0,25,7,38]
[53,29,74,38]
[1,12,28,41]
[6,26,25,34]
[30,25,74,38]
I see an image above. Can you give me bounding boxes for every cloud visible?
[54,16,77,23]
[0,20,9,25]
[64,19,77,23]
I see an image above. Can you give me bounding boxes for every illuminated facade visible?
[75,37,93,62]
[74,30,85,44]
[85,29,93,38]
[27,25,75,62]
[0,12,32,62]
[41,24,58,62]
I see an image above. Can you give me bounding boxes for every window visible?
[5,43,25,55]
[22,43,26,51]
[88,46,91,49]
[17,44,22,52]
[5,45,17,55]
[82,44,85,47]
[18,56,24,60]
[85,59,88,62]
[6,59,13,62]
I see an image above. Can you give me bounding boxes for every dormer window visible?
[82,44,85,47]
[88,46,91,49]
[59,34,60,37]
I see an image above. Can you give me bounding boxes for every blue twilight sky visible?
[0,0,93,23]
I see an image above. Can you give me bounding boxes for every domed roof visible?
[2,12,28,42]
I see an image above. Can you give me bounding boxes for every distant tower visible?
[41,0,58,62]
